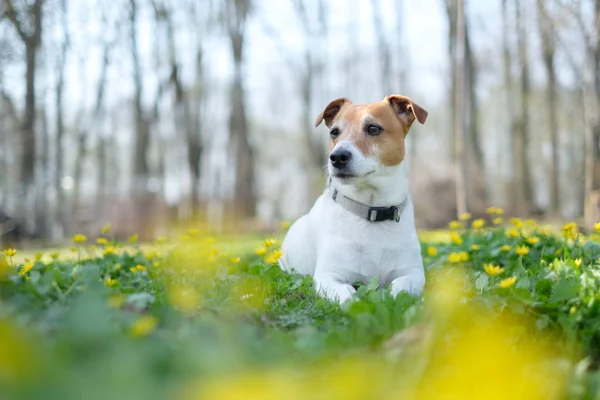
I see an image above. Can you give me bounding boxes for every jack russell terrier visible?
[280,95,428,304]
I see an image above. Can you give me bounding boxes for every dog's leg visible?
[390,269,425,297]
[313,271,356,304]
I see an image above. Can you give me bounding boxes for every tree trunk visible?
[537,0,560,216]
[501,0,517,212]
[55,0,68,236]
[452,0,467,217]
[94,37,111,223]
[130,0,150,194]
[36,101,49,239]
[293,0,327,205]
[226,0,255,220]
[464,21,487,209]
[594,0,600,193]
[372,0,392,94]
[162,6,203,216]
[4,0,44,232]
[515,0,535,215]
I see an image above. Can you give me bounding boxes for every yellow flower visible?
[448,220,464,230]
[188,228,199,236]
[501,245,511,252]
[574,258,582,268]
[556,249,562,255]
[70,247,78,253]
[18,263,33,276]
[459,213,472,221]
[144,251,158,260]
[72,234,87,243]
[255,247,268,256]
[516,245,530,256]
[230,257,241,263]
[486,207,504,215]
[153,261,160,267]
[570,306,577,315]
[265,249,284,264]
[130,265,146,273]
[3,249,16,258]
[104,277,117,287]
[114,263,122,270]
[526,237,540,245]
[484,264,504,277]
[493,217,503,225]
[264,238,277,247]
[129,316,157,338]
[128,234,139,243]
[427,247,438,257]
[450,232,463,245]
[524,219,537,227]
[595,223,600,234]
[562,222,579,240]
[169,285,201,312]
[24,258,30,263]
[498,276,517,288]
[509,218,523,228]
[34,253,42,262]
[103,246,117,256]
[50,252,60,260]
[471,244,480,251]
[108,295,125,308]
[280,220,291,230]
[101,224,111,234]
[506,229,520,238]
[471,219,485,229]
[97,238,108,245]
[448,251,469,264]
[156,237,167,244]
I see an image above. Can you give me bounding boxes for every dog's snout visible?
[329,149,352,169]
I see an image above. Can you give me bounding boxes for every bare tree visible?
[514,0,535,215]
[291,0,329,203]
[537,0,561,216]
[4,0,44,230]
[446,0,485,215]
[93,10,113,225]
[501,0,517,211]
[451,0,467,216]
[372,0,392,94]
[54,0,68,235]
[224,0,255,219]
[153,0,204,216]
[130,0,151,195]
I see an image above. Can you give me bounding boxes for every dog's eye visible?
[330,128,340,138]
[367,124,383,136]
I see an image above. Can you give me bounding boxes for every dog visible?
[280,95,428,304]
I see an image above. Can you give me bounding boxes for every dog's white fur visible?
[280,96,426,304]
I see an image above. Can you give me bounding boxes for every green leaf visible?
[474,273,489,291]
[366,276,379,291]
[515,276,530,289]
[549,278,580,303]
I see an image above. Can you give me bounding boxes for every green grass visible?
[2,219,600,399]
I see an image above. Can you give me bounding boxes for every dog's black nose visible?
[329,149,352,169]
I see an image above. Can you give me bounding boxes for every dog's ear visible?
[386,95,428,126]
[315,98,351,128]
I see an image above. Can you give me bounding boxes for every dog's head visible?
[316,95,427,184]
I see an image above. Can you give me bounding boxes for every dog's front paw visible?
[317,282,356,305]
[391,273,425,297]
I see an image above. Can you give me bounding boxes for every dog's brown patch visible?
[316,95,428,167]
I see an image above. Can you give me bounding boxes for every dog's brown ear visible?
[386,95,428,126]
[315,98,351,128]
